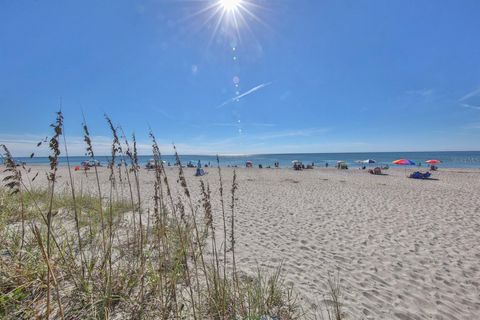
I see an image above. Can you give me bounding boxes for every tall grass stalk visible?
[0,145,25,254]
[0,115,304,320]
[120,127,139,247]
[61,122,86,279]
[45,111,63,319]
[160,143,198,319]
[173,147,214,309]
[230,169,240,315]
[216,154,229,315]
[82,117,107,254]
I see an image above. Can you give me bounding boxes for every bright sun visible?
[189,0,265,44]
[219,0,242,11]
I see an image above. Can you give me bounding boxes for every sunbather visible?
[409,171,431,179]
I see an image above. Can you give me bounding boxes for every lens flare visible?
[219,0,242,12]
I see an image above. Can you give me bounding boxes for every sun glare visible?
[185,0,268,50]
[219,0,242,12]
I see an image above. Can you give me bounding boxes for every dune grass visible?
[0,112,305,319]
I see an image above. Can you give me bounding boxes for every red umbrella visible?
[425,159,441,164]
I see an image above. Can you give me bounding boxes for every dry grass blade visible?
[0,115,306,320]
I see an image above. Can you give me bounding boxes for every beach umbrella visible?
[292,160,302,168]
[392,159,415,165]
[362,159,376,164]
[392,159,416,175]
[425,159,441,164]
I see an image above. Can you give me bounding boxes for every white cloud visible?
[202,122,276,128]
[461,103,480,111]
[463,122,480,130]
[459,87,480,110]
[0,133,152,157]
[0,127,330,157]
[4,125,474,157]
[407,88,435,97]
[255,127,330,140]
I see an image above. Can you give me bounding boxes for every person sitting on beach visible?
[195,168,206,176]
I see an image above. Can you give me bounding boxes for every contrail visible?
[460,87,480,102]
[216,82,272,109]
[461,103,480,111]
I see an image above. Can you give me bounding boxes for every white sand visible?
[5,165,480,319]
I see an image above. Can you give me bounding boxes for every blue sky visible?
[1,0,480,156]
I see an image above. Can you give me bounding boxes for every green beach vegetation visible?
[0,112,332,319]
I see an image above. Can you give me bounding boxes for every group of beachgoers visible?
[70,157,440,180]
[144,159,210,176]
[237,159,440,180]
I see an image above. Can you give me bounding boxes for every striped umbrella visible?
[392,159,415,165]
[393,159,416,175]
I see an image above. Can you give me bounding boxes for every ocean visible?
[6,151,480,168]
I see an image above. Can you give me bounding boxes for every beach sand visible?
[4,165,480,319]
